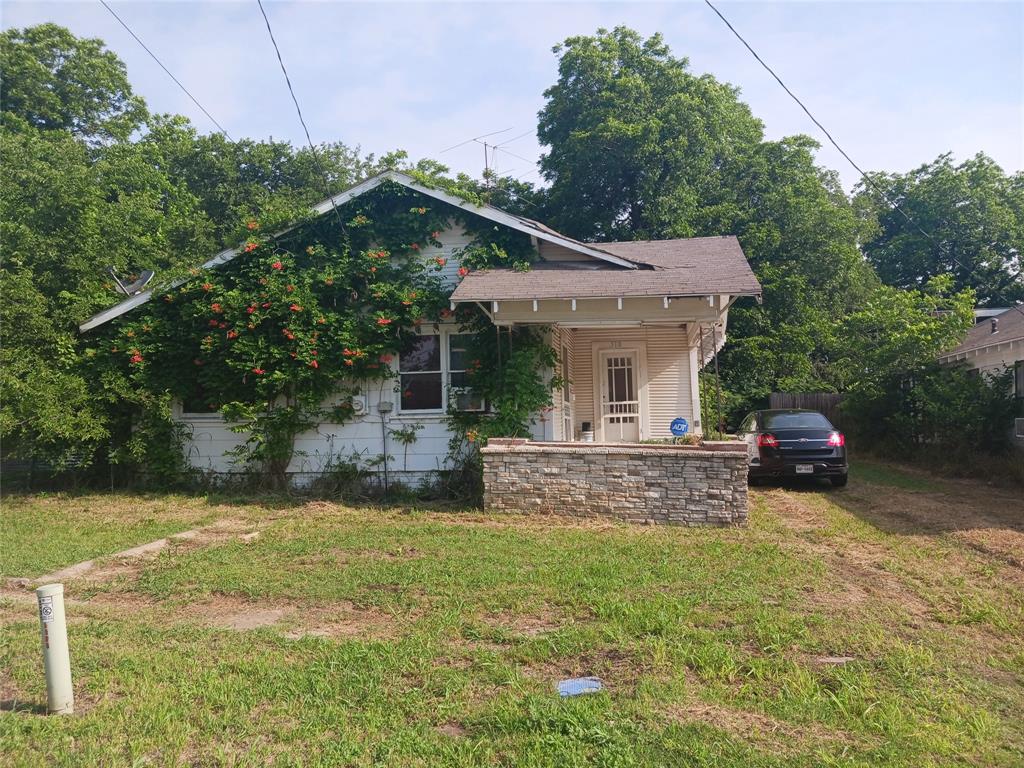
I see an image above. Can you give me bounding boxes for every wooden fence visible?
[768,393,845,427]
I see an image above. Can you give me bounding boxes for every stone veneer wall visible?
[481,439,748,526]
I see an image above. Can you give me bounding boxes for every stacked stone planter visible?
[481,439,748,526]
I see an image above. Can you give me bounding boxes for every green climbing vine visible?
[93,177,562,491]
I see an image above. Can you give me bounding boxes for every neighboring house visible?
[938,306,1024,390]
[938,306,1024,447]
[79,171,761,481]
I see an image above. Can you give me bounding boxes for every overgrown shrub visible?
[844,362,1021,476]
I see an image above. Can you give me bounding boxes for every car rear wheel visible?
[830,475,848,488]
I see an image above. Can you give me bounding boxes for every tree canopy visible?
[855,153,1024,306]
[538,26,763,241]
[0,23,147,143]
[0,23,1003,478]
[537,27,883,412]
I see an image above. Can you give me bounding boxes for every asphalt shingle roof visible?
[450,236,761,301]
[942,306,1024,357]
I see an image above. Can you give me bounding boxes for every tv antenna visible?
[440,127,520,184]
[106,266,155,296]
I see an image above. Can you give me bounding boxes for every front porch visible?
[448,238,761,447]
[548,323,714,443]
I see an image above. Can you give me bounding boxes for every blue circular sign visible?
[670,417,689,436]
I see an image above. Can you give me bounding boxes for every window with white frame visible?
[398,332,485,413]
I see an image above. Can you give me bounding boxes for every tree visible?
[137,116,379,247]
[0,23,147,143]
[831,275,975,400]
[855,153,1024,306]
[537,28,877,416]
[834,277,1015,462]
[538,26,763,241]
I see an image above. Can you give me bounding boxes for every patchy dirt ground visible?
[2,468,1022,766]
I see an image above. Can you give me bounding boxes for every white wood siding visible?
[415,223,472,288]
[570,326,697,439]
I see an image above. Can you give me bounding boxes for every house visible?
[939,306,1024,390]
[79,171,761,484]
[938,305,1024,447]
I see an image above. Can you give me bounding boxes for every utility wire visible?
[256,0,347,231]
[703,0,1023,316]
[491,145,536,166]
[99,0,233,139]
[440,128,514,154]
[495,129,534,148]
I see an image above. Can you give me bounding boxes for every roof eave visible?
[450,288,763,303]
[78,170,639,332]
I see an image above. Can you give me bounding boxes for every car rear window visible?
[762,412,832,429]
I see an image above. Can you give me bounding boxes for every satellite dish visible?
[106,267,155,296]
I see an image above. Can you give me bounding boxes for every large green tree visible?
[0,25,372,471]
[538,27,763,241]
[0,23,147,143]
[855,153,1024,306]
[537,27,877,413]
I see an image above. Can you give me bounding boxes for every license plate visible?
[795,464,814,474]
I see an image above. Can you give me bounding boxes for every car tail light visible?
[827,432,845,447]
[756,433,779,448]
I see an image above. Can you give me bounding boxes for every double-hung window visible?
[398,332,484,413]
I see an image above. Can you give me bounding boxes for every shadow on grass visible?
[0,698,48,715]
[761,459,1024,542]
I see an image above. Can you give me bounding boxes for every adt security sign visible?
[670,417,689,436]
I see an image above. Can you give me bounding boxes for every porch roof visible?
[450,236,761,302]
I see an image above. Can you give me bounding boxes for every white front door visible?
[599,350,641,442]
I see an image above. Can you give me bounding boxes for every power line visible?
[495,129,534,148]
[256,0,347,231]
[703,0,1024,316]
[98,0,233,140]
[491,145,536,166]
[702,0,927,241]
[440,128,514,154]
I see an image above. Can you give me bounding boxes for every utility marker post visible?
[36,583,74,714]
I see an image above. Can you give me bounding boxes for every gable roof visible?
[78,170,636,332]
[450,236,761,302]
[939,306,1024,360]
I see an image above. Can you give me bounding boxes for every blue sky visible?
[4,1,1021,192]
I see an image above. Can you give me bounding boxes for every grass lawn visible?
[1,465,1022,766]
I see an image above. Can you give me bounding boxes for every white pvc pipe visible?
[35,583,74,715]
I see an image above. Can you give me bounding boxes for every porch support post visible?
[496,324,502,395]
[712,322,724,435]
